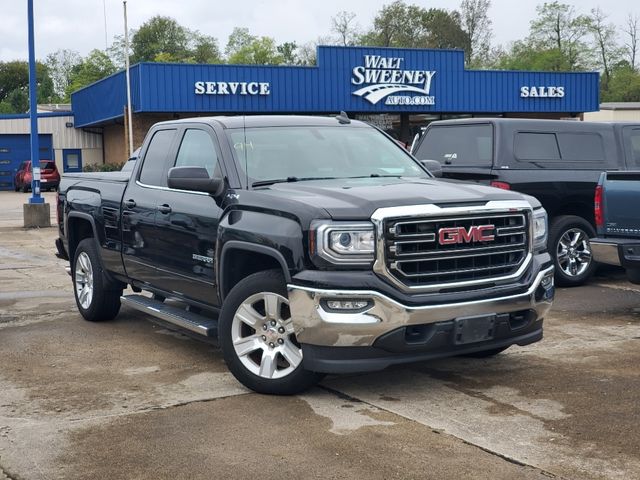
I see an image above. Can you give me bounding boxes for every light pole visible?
[23,0,50,228]
[27,0,43,205]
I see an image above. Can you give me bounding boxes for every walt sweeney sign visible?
[351,55,436,106]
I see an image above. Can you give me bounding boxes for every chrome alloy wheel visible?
[231,292,302,380]
[557,228,592,277]
[74,251,94,309]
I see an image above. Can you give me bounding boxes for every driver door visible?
[152,125,227,306]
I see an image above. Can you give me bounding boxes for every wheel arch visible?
[548,202,595,229]
[219,241,291,301]
[67,212,100,263]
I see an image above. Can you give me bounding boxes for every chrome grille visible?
[384,213,529,288]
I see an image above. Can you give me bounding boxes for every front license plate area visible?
[454,315,496,345]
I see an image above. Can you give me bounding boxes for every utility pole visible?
[24,0,50,227]
[124,0,134,158]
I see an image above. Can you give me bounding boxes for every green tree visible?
[623,13,639,71]
[225,28,284,65]
[360,1,467,50]
[131,16,190,63]
[528,2,591,71]
[587,8,623,93]
[191,33,222,64]
[493,40,569,71]
[331,11,360,46]
[277,42,298,65]
[45,49,82,100]
[65,50,116,99]
[0,61,54,113]
[459,0,492,67]
[603,65,640,101]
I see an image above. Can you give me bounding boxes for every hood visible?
[255,177,532,219]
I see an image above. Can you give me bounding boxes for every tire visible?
[627,268,640,285]
[21,184,28,193]
[219,270,324,395]
[462,346,509,358]
[549,215,596,287]
[14,185,19,192]
[72,238,122,322]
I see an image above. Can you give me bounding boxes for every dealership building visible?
[0,46,599,190]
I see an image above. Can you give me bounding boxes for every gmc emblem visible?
[438,225,496,245]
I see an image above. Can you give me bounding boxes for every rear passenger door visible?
[414,123,495,184]
[121,128,179,285]
[152,125,226,306]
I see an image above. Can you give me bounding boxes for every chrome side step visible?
[121,294,218,337]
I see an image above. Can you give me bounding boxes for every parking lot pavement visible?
[1,190,639,480]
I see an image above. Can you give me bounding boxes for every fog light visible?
[325,299,371,311]
[541,274,554,288]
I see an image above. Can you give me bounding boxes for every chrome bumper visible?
[287,266,555,347]
[591,241,621,266]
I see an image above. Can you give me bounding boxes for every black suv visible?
[413,118,640,286]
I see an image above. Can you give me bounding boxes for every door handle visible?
[124,199,136,209]
[157,204,172,214]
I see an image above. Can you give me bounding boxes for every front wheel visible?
[549,215,596,287]
[73,238,122,321]
[219,270,324,395]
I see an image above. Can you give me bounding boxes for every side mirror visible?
[167,166,224,196]
[419,159,443,178]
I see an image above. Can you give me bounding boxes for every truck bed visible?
[62,171,131,183]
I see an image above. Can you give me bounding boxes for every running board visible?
[121,294,218,337]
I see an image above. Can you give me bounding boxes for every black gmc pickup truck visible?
[56,115,555,394]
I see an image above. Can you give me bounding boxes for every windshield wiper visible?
[252,176,338,187]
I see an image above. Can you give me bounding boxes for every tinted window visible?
[40,161,56,170]
[416,125,493,166]
[139,129,175,186]
[174,129,220,177]
[557,133,605,162]
[514,133,560,161]
[624,127,640,167]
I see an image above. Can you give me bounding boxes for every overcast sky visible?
[1,0,637,62]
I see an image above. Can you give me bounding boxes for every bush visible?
[83,162,124,172]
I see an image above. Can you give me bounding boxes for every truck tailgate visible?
[602,172,640,238]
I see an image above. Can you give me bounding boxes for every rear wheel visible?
[219,270,324,395]
[21,183,28,193]
[73,238,122,322]
[549,215,596,287]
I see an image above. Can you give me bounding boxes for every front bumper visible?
[287,265,554,372]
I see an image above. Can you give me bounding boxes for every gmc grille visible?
[384,213,529,288]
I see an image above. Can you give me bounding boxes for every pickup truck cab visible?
[56,115,555,394]
[591,171,640,284]
[412,119,640,287]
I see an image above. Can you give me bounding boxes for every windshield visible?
[227,126,426,186]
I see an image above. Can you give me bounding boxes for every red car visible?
[14,160,61,192]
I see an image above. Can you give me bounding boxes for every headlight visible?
[532,208,548,251]
[312,221,375,265]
